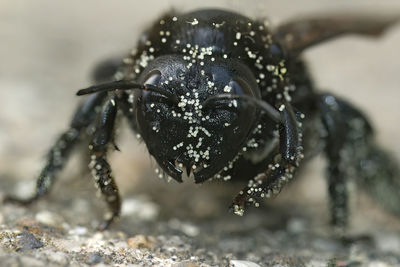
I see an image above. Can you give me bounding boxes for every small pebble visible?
[128,235,155,249]
[14,180,36,198]
[180,222,199,237]
[168,219,199,237]
[35,211,63,227]
[375,233,400,253]
[87,252,104,265]
[17,232,43,251]
[172,262,198,267]
[69,226,88,236]
[19,256,44,267]
[286,218,306,234]
[121,197,159,221]
[230,260,261,267]
[93,232,104,240]
[42,251,68,265]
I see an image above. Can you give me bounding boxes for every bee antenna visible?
[202,94,282,123]
[76,80,179,103]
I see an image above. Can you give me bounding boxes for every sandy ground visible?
[1,1,400,266]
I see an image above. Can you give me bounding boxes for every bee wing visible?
[275,13,399,55]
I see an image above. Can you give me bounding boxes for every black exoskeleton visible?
[5,9,399,230]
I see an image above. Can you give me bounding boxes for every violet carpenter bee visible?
[5,9,400,230]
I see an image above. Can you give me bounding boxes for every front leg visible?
[231,103,303,215]
[4,129,80,204]
[89,95,121,230]
[4,92,107,205]
[231,155,297,216]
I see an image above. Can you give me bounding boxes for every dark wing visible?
[275,13,399,56]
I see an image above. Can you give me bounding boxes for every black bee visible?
[5,9,400,230]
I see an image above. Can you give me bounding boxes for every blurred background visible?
[0,0,400,265]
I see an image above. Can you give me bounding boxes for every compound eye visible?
[143,70,161,86]
[141,70,162,100]
[230,78,257,97]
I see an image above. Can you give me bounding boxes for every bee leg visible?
[320,93,400,230]
[230,158,298,216]
[4,92,107,205]
[230,103,303,215]
[88,96,121,230]
[319,93,372,229]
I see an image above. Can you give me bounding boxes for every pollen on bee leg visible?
[235,32,241,40]
[223,175,231,181]
[232,205,244,216]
